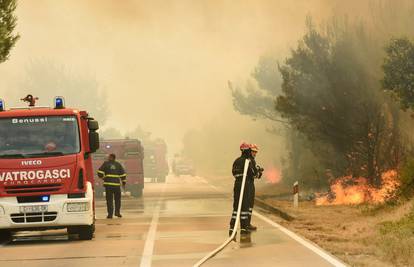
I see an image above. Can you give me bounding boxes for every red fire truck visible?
[92,139,144,197]
[143,139,169,183]
[0,96,100,241]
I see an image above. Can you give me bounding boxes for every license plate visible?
[20,205,48,213]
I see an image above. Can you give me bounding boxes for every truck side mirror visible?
[89,131,100,153]
[88,120,99,131]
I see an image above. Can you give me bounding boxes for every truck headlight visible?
[0,205,4,215]
[67,202,89,212]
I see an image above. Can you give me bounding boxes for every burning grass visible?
[255,168,414,266]
[258,197,414,267]
[315,170,400,206]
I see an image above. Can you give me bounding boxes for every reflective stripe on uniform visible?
[106,174,124,178]
[234,174,243,178]
[103,182,121,186]
[120,174,126,177]
[97,170,105,175]
[233,216,249,220]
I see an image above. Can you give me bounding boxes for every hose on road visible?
[193,159,250,267]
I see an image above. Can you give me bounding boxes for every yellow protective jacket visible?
[97,160,126,187]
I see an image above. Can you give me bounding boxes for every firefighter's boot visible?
[240,228,251,235]
[240,233,252,244]
[240,229,251,243]
[247,224,257,231]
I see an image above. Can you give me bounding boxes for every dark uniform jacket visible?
[232,152,258,180]
[249,156,263,179]
[97,160,126,187]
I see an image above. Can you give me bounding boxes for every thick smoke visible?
[0,0,376,157]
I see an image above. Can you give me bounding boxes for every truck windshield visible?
[0,116,80,158]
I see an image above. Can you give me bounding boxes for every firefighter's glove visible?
[257,166,264,179]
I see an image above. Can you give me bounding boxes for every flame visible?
[264,166,282,184]
[315,170,399,206]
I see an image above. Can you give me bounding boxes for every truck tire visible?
[78,224,95,240]
[0,229,11,241]
[67,224,95,240]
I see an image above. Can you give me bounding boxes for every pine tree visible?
[0,0,19,63]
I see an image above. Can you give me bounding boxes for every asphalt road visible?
[0,175,346,267]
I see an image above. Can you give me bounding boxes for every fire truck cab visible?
[0,97,99,241]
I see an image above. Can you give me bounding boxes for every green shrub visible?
[398,158,414,198]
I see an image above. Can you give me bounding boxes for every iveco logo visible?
[21,160,42,166]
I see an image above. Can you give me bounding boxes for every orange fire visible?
[315,170,400,206]
[264,166,282,184]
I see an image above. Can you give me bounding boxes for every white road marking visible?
[206,184,221,192]
[197,176,222,192]
[139,185,165,267]
[253,211,348,267]
[139,203,160,267]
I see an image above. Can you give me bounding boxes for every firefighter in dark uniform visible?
[97,153,126,219]
[247,144,264,231]
[229,143,258,236]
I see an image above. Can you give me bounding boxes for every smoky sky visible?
[0,0,370,153]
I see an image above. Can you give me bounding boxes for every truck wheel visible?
[0,230,11,241]
[131,187,143,198]
[78,224,95,240]
[68,224,95,240]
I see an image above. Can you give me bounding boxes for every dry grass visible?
[260,197,414,267]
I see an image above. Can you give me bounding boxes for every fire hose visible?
[193,159,250,267]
